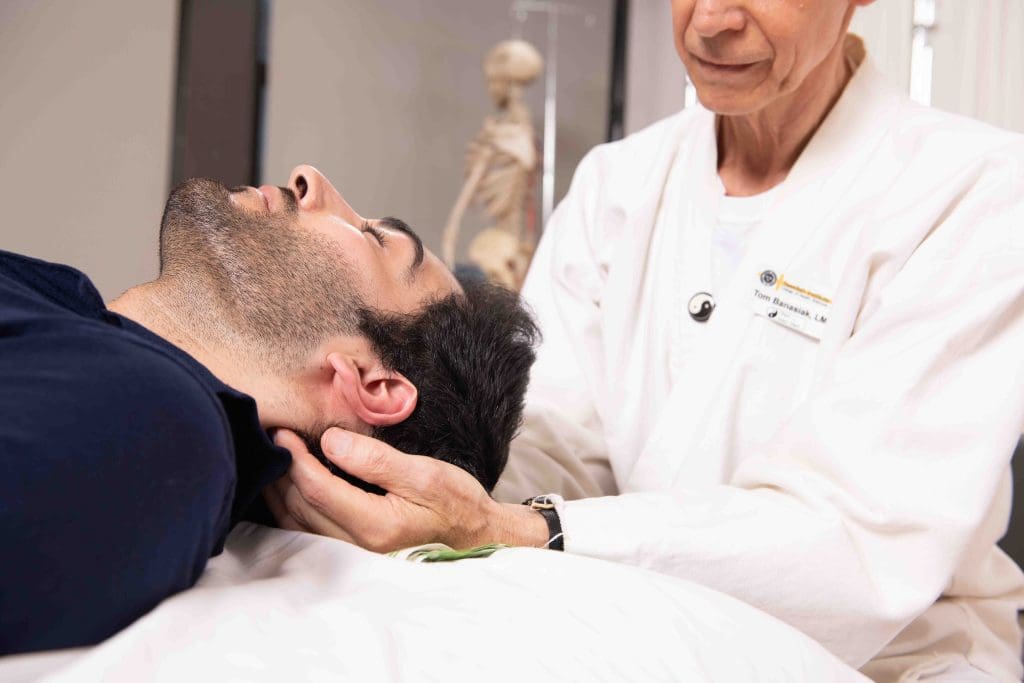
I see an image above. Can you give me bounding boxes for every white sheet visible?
[19,524,866,682]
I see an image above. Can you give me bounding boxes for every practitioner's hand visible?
[264,428,549,552]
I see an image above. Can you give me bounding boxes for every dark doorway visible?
[1001,438,1024,568]
[171,0,268,188]
[607,0,629,142]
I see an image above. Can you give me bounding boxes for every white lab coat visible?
[495,40,1024,682]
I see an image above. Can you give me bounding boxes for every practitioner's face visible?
[158,165,459,365]
[670,0,874,115]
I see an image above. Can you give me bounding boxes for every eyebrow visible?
[378,216,425,280]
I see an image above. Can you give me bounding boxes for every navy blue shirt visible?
[0,250,290,654]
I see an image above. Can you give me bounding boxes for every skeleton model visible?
[442,40,543,291]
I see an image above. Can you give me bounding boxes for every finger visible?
[319,428,437,500]
[264,484,306,533]
[275,462,359,542]
[271,472,292,502]
[274,469,356,542]
[280,428,449,551]
[277,516,307,533]
[273,428,368,524]
[281,480,356,544]
[267,440,319,528]
[285,435,389,543]
[276,429,395,544]
[273,428,310,456]
[263,481,304,532]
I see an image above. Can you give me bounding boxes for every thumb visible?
[321,428,431,496]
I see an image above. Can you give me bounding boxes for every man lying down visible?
[0,165,538,656]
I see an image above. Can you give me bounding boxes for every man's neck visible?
[107,280,297,428]
[716,35,855,197]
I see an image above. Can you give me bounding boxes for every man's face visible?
[671,0,865,115]
[230,165,458,315]
[158,164,458,366]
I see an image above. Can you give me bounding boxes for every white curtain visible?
[850,0,914,93]
[932,0,1024,132]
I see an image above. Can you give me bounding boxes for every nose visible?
[691,0,746,38]
[287,164,364,225]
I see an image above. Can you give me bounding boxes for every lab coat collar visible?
[624,50,906,492]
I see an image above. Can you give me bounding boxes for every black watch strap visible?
[522,495,564,551]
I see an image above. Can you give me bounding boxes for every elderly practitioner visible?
[270,2,1024,680]
[0,165,537,655]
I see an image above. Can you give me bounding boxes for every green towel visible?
[389,543,510,563]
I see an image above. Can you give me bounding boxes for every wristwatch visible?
[522,495,564,551]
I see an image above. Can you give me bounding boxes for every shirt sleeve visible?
[556,153,1024,667]
[493,148,618,503]
[0,329,237,653]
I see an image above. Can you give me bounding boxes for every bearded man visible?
[0,165,537,655]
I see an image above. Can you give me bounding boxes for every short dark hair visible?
[348,278,539,492]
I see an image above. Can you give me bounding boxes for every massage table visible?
[2,523,868,682]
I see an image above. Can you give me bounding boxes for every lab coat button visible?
[688,292,715,322]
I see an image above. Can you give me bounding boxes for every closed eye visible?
[361,221,387,247]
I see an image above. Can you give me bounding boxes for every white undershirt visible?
[711,186,779,292]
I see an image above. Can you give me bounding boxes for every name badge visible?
[751,269,832,341]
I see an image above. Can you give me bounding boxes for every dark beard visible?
[157,178,363,368]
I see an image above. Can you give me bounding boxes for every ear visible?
[326,352,417,427]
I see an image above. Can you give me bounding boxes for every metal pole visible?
[910,0,937,106]
[509,1,595,230]
[606,0,629,142]
[541,10,558,228]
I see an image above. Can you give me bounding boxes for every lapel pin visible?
[688,292,715,323]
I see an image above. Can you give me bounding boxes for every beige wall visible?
[0,0,177,300]
[3,1,1016,301]
[624,0,684,135]
[262,0,613,254]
